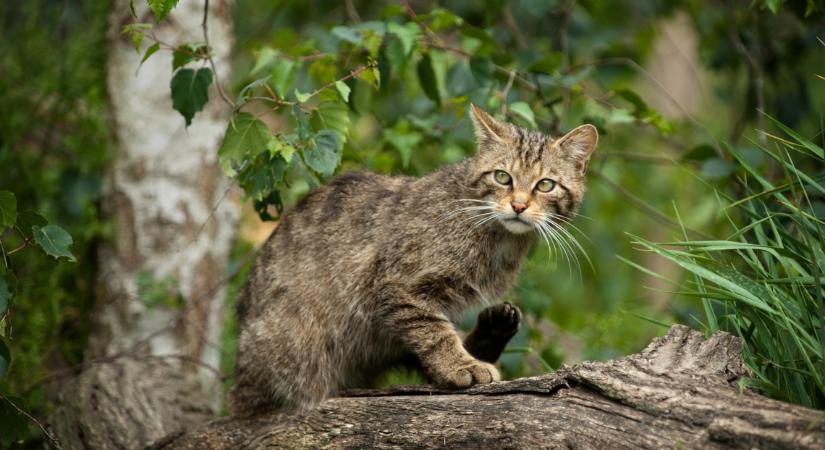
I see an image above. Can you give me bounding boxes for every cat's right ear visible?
[469,104,506,145]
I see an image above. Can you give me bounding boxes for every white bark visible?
[51,1,238,448]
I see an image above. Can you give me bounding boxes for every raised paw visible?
[477,302,521,339]
[434,359,500,389]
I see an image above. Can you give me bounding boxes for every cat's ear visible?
[557,124,598,171]
[469,104,506,144]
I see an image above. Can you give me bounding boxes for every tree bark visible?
[158,325,824,450]
[50,1,237,449]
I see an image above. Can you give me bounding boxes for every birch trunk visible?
[51,1,237,448]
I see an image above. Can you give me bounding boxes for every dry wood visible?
[157,325,825,449]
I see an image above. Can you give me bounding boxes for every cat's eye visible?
[535,178,556,192]
[494,170,512,185]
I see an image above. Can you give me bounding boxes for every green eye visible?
[494,170,512,185]
[536,178,556,192]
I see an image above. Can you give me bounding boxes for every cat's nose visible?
[511,201,527,214]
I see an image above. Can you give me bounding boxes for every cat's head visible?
[465,104,597,235]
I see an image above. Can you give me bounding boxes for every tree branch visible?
[154,325,825,450]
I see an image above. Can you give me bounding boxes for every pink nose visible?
[511,201,527,214]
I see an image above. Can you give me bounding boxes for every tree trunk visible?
[50,1,237,449]
[158,325,824,450]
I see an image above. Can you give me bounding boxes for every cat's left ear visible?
[557,124,598,171]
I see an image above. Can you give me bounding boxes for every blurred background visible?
[0,0,823,446]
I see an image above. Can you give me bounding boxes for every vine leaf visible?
[0,191,17,230]
[304,130,342,177]
[171,68,213,127]
[218,112,271,177]
[33,225,76,262]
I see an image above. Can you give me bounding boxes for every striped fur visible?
[228,105,597,414]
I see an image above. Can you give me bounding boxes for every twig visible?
[0,394,61,449]
[202,0,234,108]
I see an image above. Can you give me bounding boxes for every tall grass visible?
[632,118,825,409]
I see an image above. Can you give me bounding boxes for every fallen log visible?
[157,325,825,449]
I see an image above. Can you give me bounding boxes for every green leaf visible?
[14,210,47,238]
[509,102,537,129]
[0,277,10,316]
[270,58,298,96]
[147,0,180,21]
[251,47,278,76]
[292,105,312,141]
[121,23,152,53]
[384,122,423,168]
[335,80,351,103]
[238,153,288,202]
[172,43,207,71]
[304,130,342,177]
[0,340,9,379]
[33,224,76,262]
[267,137,296,163]
[764,0,782,14]
[294,89,312,103]
[331,26,364,45]
[310,101,350,143]
[387,22,420,57]
[170,68,212,127]
[218,112,271,177]
[424,8,464,31]
[0,191,17,230]
[140,42,160,68]
[235,76,270,107]
[417,53,441,105]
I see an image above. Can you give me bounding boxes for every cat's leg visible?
[463,302,522,363]
[380,292,500,389]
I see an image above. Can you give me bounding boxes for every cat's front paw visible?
[433,359,500,389]
[477,302,521,338]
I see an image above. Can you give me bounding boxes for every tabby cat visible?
[229,105,597,414]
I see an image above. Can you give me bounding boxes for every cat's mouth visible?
[500,216,534,234]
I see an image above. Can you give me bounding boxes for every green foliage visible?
[1,0,110,441]
[146,0,180,21]
[633,120,825,408]
[33,225,76,262]
[170,67,213,127]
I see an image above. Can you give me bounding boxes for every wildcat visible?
[229,105,597,414]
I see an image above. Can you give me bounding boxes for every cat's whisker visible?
[535,221,569,273]
[546,212,592,243]
[539,219,578,275]
[534,222,561,270]
[543,217,592,276]
[435,206,497,225]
